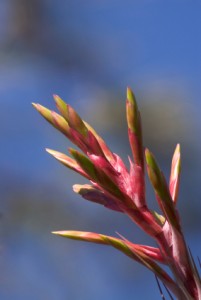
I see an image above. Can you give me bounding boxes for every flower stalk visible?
[33,88,201,299]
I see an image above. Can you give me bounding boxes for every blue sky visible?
[1,2,201,299]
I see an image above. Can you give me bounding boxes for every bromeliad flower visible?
[33,88,201,300]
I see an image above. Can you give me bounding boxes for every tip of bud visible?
[32,102,39,109]
[126,87,139,133]
[53,94,59,99]
[51,230,68,235]
[53,94,64,105]
[46,148,54,155]
[51,230,82,239]
[145,148,153,165]
[175,143,180,153]
[73,184,94,195]
[72,184,81,193]
[127,87,136,104]
[145,148,161,188]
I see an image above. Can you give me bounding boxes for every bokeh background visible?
[1,1,201,299]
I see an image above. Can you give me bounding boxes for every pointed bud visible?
[126,88,144,169]
[51,111,70,136]
[169,144,181,204]
[145,148,180,230]
[51,230,148,261]
[73,184,123,212]
[126,87,138,133]
[32,103,70,137]
[32,103,56,127]
[145,148,161,189]
[53,95,88,137]
[52,230,177,293]
[69,148,97,181]
[46,148,89,178]
[53,97,104,156]
[84,120,115,162]
[53,94,69,121]
[56,98,88,137]
[53,230,164,264]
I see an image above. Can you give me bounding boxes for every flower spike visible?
[33,90,200,300]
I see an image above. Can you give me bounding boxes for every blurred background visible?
[1,1,201,299]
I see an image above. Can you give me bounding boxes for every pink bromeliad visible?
[33,88,201,299]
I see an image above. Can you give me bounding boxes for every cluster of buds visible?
[33,88,201,299]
